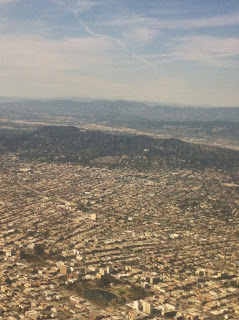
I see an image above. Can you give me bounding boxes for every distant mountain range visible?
[0,99,238,123]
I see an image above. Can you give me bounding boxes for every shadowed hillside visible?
[0,125,238,170]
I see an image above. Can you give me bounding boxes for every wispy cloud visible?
[74,13,155,69]
[0,0,19,5]
[0,33,116,75]
[122,27,157,45]
[167,13,239,29]
[75,0,100,14]
[102,12,239,30]
[51,0,155,69]
[141,36,239,68]
[51,0,101,14]
[174,36,239,67]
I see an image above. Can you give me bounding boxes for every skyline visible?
[0,0,239,106]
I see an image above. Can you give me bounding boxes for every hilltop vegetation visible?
[0,125,238,171]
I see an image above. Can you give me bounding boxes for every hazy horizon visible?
[0,95,239,108]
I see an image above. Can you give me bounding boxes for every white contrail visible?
[74,12,156,70]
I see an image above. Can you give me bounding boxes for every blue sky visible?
[0,0,239,106]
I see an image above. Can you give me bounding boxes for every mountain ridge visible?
[0,99,239,122]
